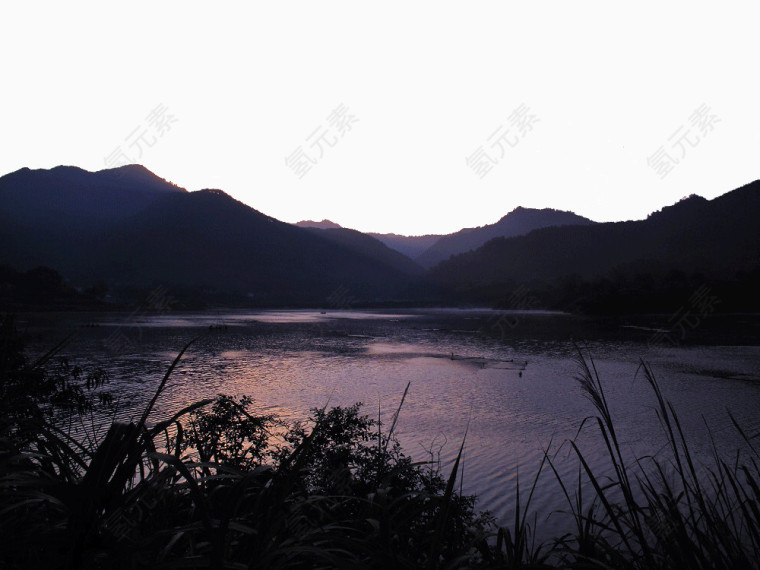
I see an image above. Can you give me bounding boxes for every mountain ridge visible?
[295,219,342,230]
[2,164,758,311]
[429,180,760,312]
[415,207,596,268]
[0,166,422,305]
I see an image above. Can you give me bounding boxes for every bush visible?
[0,323,491,568]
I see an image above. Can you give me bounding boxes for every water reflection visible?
[25,309,760,539]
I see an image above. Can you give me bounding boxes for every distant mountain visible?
[295,219,342,229]
[0,166,421,306]
[295,209,594,265]
[0,164,185,230]
[295,220,443,260]
[4,164,758,312]
[368,232,444,260]
[299,227,423,275]
[430,182,760,312]
[415,207,596,269]
[84,190,423,304]
[0,165,186,271]
[294,221,433,265]
[295,221,443,261]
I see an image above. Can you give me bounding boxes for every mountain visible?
[295,220,439,262]
[429,182,760,312]
[298,227,423,276]
[293,221,431,269]
[0,166,421,306]
[295,219,342,229]
[415,207,596,269]
[295,221,442,260]
[0,165,187,271]
[368,232,444,260]
[83,190,422,305]
[4,164,758,312]
[295,209,594,265]
[0,164,185,230]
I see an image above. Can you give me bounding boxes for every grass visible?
[2,316,760,568]
[538,347,760,569]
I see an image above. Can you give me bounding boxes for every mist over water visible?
[24,309,760,540]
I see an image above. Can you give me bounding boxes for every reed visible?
[536,347,760,569]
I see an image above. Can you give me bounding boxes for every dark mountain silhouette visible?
[298,227,423,276]
[295,219,342,230]
[3,164,759,312]
[0,165,186,271]
[295,221,442,260]
[0,164,185,230]
[84,190,423,305]
[295,210,594,266]
[430,182,760,312]
[368,232,444,260]
[0,166,421,306]
[416,207,596,268]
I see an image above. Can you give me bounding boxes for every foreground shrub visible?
[0,320,490,568]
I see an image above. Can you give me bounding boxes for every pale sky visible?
[2,2,758,235]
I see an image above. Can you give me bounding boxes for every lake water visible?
[20,308,760,540]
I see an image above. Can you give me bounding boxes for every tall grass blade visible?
[427,422,468,570]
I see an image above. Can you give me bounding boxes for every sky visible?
[2,2,759,236]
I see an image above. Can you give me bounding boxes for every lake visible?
[19,308,760,540]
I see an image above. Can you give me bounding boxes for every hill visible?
[430,182,760,312]
[298,227,423,276]
[295,219,342,230]
[0,166,422,306]
[415,207,595,268]
[368,232,444,260]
